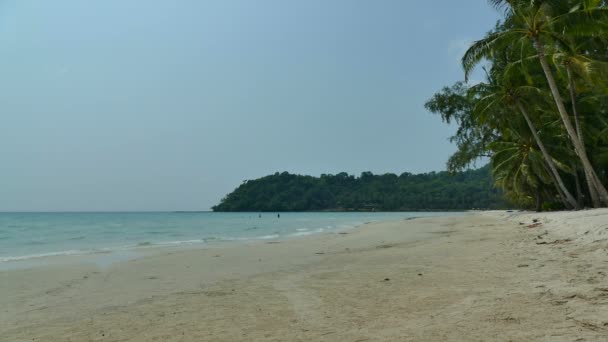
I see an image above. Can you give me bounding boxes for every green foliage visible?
[212,166,509,212]
[428,0,608,210]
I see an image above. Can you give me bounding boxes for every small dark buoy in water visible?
[259,213,261,218]
[277,213,280,218]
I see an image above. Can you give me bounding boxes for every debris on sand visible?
[536,239,572,245]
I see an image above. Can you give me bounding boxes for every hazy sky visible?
[0,0,500,211]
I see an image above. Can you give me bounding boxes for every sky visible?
[0,0,501,211]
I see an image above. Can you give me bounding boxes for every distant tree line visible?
[212,165,509,212]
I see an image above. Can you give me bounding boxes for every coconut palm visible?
[490,134,556,211]
[462,0,608,205]
[471,67,579,208]
[550,38,608,207]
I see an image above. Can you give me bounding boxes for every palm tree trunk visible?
[566,66,585,145]
[542,155,575,209]
[572,163,584,207]
[535,189,543,212]
[548,165,573,208]
[533,38,608,206]
[566,66,601,208]
[516,101,579,209]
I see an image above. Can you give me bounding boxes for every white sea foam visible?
[0,239,208,263]
[162,239,206,245]
[289,228,325,237]
[257,234,280,240]
[0,249,107,263]
[291,231,315,237]
[221,234,281,241]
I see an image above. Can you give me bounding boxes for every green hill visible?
[212,165,508,212]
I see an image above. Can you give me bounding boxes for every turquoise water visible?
[0,212,461,263]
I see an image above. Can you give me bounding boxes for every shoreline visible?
[2,210,608,340]
[0,212,460,270]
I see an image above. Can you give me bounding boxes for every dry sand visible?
[2,210,608,341]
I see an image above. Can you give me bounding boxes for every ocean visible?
[0,211,461,265]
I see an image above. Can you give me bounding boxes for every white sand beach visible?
[2,210,608,341]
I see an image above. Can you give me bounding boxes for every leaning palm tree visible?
[491,135,557,211]
[471,68,579,208]
[550,38,608,207]
[463,0,608,205]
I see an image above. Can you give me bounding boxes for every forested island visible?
[212,165,508,212]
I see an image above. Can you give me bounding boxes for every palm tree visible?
[490,135,556,211]
[471,69,579,208]
[462,0,608,205]
[550,38,607,207]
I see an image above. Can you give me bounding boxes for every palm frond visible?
[462,30,525,81]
